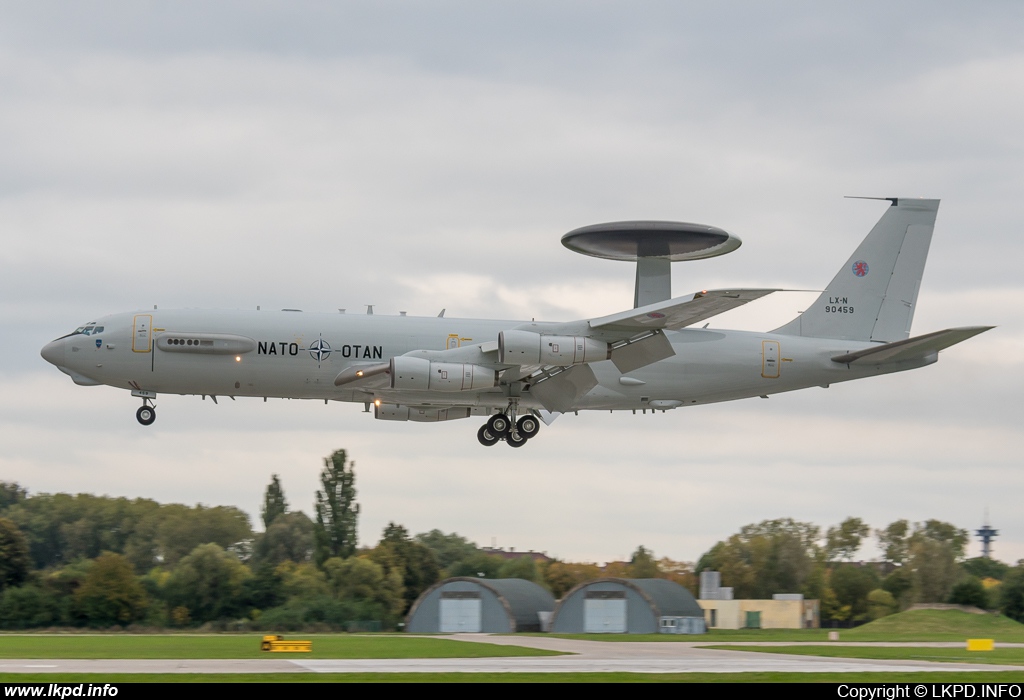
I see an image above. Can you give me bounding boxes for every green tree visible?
[829,564,879,621]
[275,561,328,600]
[163,543,252,623]
[415,530,477,571]
[0,585,58,629]
[252,512,315,568]
[881,567,913,609]
[629,546,660,578]
[819,582,848,622]
[314,450,359,565]
[802,561,828,601]
[447,551,505,580]
[369,523,440,614]
[0,518,30,592]
[914,520,969,560]
[543,561,602,598]
[696,518,820,598]
[497,555,539,582]
[999,565,1024,622]
[656,558,698,594]
[241,561,285,612]
[866,589,898,620]
[876,520,910,565]
[948,577,988,609]
[323,556,404,620]
[908,537,958,603]
[0,482,26,514]
[825,517,870,562]
[73,552,148,626]
[961,557,1011,581]
[154,504,253,567]
[261,475,288,529]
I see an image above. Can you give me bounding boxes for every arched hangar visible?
[406,577,556,633]
[551,578,706,634]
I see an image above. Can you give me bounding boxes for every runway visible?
[1,635,1022,674]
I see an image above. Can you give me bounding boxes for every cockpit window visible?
[60,322,100,339]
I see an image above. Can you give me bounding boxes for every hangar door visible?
[439,591,482,633]
[584,590,626,633]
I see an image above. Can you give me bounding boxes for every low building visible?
[405,577,555,633]
[699,595,820,629]
[551,578,706,634]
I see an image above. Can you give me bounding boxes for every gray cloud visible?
[2,2,1022,564]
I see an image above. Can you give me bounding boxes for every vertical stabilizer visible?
[773,198,938,342]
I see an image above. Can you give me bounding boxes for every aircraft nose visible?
[40,338,65,366]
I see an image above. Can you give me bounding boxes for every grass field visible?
[840,610,1024,642]
[544,610,1024,643]
[0,635,563,659]
[1,672,1023,683]
[704,645,1024,666]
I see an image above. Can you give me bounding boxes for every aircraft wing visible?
[831,326,993,365]
[590,289,779,333]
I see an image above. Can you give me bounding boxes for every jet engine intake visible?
[374,404,472,422]
[389,356,497,391]
[498,330,609,366]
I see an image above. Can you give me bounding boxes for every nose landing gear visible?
[136,404,156,426]
[133,391,157,426]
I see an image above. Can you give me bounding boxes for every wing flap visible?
[591,289,778,333]
[529,365,599,413]
[610,331,676,373]
[831,326,993,365]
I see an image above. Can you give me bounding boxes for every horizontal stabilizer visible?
[592,289,778,333]
[831,326,993,365]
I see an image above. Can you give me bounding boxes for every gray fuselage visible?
[42,308,928,413]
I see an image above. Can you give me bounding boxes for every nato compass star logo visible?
[309,336,332,367]
[852,260,869,277]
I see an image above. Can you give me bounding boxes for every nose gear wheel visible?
[136,405,156,426]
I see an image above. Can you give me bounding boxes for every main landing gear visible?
[477,410,541,448]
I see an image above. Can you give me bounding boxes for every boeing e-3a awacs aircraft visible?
[40,198,991,448]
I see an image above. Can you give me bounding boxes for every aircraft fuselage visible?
[41,308,927,413]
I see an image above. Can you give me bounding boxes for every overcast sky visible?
[2,2,1022,566]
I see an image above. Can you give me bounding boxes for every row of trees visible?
[1,461,1022,629]
[697,516,1024,623]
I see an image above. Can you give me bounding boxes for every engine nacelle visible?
[498,330,609,366]
[374,404,472,422]
[389,356,497,391]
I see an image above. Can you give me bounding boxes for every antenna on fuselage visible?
[561,221,742,308]
[437,308,446,318]
[366,305,374,315]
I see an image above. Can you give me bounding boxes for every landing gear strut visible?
[477,404,540,448]
[136,398,156,426]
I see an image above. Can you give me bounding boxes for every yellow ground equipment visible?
[966,639,994,651]
[260,635,312,653]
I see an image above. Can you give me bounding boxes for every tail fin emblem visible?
[852,260,869,277]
